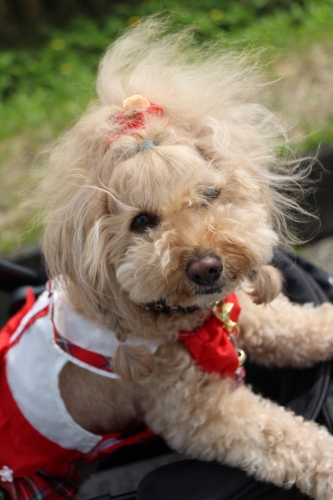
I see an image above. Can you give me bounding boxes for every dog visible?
[2,17,333,500]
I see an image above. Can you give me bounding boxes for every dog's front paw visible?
[312,457,333,500]
[294,435,333,500]
[238,293,333,368]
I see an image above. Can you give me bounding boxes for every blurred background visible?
[0,0,333,269]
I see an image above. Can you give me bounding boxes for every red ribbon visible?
[106,103,164,142]
[178,293,241,378]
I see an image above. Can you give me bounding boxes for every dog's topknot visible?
[97,16,277,132]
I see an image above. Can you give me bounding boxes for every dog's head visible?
[41,19,291,336]
[108,108,280,312]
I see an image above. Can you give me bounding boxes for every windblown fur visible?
[36,17,333,499]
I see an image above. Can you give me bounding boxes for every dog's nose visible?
[187,255,222,286]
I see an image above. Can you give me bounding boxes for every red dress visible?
[0,285,153,500]
[0,283,242,500]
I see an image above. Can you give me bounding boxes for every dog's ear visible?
[246,265,283,305]
[113,343,155,383]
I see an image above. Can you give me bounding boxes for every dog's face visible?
[42,107,282,332]
[101,125,279,315]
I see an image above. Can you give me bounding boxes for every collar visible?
[143,300,199,315]
[48,281,245,383]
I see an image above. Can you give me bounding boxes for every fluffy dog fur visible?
[37,18,333,499]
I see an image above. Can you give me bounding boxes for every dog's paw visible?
[313,473,333,500]
[308,441,333,500]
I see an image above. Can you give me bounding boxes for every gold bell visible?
[237,349,247,366]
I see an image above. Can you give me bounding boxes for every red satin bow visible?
[178,293,241,378]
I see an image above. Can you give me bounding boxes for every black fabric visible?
[246,249,332,424]
[136,250,333,500]
[136,460,310,500]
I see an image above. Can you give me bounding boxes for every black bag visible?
[247,249,333,428]
[136,250,333,500]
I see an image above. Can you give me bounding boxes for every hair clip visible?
[106,95,164,142]
[123,95,150,114]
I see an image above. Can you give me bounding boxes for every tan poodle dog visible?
[25,17,333,499]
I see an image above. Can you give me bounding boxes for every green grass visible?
[1,0,333,141]
[1,0,333,253]
[1,0,333,142]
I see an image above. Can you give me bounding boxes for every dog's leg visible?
[143,344,333,500]
[238,291,333,368]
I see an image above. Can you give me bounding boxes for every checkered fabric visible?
[49,283,116,375]
[0,464,77,500]
[53,327,114,374]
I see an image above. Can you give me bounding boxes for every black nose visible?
[187,254,222,286]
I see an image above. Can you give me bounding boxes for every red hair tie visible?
[107,95,164,142]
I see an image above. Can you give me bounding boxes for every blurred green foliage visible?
[1,0,333,253]
[1,0,333,143]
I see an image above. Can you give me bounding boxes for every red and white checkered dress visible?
[0,284,154,500]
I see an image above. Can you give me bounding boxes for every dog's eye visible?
[203,188,220,202]
[130,213,159,232]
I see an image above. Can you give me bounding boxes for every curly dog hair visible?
[35,17,333,499]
